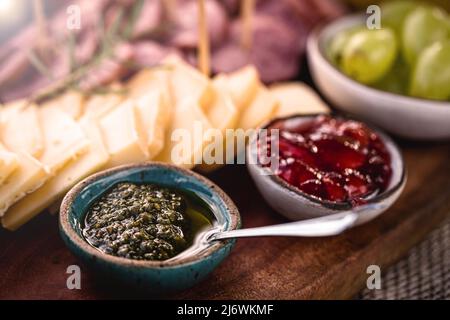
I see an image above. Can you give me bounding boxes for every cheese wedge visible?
[135,91,171,159]
[38,106,90,174]
[238,86,279,130]
[215,65,260,112]
[163,55,213,109]
[196,85,239,172]
[0,144,18,186]
[0,99,27,121]
[0,102,44,157]
[81,84,125,120]
[154,97,214,169]
[207,83,238,132]
[100,99,149,168]
[2,119,109,230]
[127,67,173,108]
[269,82,330,117]
[41,90,86,120]
[0,151,48,217]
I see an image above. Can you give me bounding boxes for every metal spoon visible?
[207,210,361,242]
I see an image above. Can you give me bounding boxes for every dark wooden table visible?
[1,142,449,299]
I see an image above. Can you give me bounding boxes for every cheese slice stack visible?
[0,144,18,186]
[163,55,213,109]
[135,91,171,159]
[38,106,90,174]
[269,82,330,117]
[154,97,214,169]
[41,90,86,120]
[99,99,149,168]
[214,66,260,112]
[0,151,48,216]
[81,83,125,120]
[0,102,44,157]
[2,119,109,230]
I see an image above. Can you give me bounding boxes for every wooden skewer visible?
[240,0,255,51]
[33,0,49,55]
[162,0,176,21]
[197,0,210,76]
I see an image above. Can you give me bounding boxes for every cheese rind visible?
[2,119,109,230]
[269,82,330,117]
[0,103,44,157]
[100,99,149,168]
[0,151,48,217]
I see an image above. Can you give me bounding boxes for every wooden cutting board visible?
[0,142,449,299]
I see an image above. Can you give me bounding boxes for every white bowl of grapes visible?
[307,1,450,140]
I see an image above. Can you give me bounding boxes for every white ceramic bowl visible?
[307,14,450,140]
[246,114,406,226]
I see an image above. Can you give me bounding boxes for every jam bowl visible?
[246,114,406,226]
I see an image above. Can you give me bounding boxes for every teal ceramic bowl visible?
[59,162,240,294]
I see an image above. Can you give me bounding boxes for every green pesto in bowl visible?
[82,182,215,261]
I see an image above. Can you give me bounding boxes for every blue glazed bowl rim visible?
[59,162,241,269]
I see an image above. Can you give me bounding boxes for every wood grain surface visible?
[0,142,449,300]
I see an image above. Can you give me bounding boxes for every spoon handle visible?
[210,212,359,241]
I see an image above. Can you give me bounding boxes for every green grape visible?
[341,29,398,85]
[373,58,410,95]
[402,6,449,65]
[381,0,419,38]
[410,41,450,101]
[327,27,363,66]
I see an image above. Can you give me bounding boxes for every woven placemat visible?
[360,216,450,300]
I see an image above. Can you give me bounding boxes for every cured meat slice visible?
[169,0,229,49]
[132,41,181,67]
[213,14,302,83]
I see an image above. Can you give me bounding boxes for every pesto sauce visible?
[82,182,215,261]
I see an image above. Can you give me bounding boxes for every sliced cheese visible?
[38,106,90,174]
[135,91,171,159]
[81,83,125,120]
[154,97,214,169]
[207,83,239,132]
[127,67,173,109]
[0,144,18,186]
[0,151,48,217]
[41,90,86,120]
[163,55,213,109]
[269,82,330,118]
[216,65,260,112]
[100,99,149,168]
[0,99,27,121]
[238,86,279,130]
[196,85,239,172]
[0,102,44,157]
[2,119,109,231]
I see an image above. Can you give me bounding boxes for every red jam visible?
[259,115,392,205]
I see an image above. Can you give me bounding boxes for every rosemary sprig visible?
[28,0,169,104]
[122,0,145,39]
[67,31,77,73]
[27,49,54,80]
